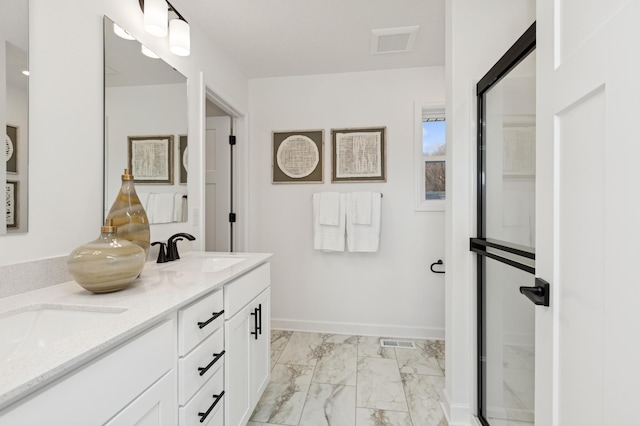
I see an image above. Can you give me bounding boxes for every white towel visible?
[147,193,175,224]
[173,193,185,222]
[313,193,346,251]
[318,192,341,225]
[350,192,372,225]
[182,196,188,222]
[346,192,381,252]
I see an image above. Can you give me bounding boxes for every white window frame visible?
[414,100,446,212]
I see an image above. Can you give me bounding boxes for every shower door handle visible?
[519,278,550,306]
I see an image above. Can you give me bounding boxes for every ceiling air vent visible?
[370,25,419,55]
[380,339,416,349]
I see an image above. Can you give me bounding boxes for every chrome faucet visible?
[166,233,196,261]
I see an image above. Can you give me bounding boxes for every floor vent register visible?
[379,339,416,349]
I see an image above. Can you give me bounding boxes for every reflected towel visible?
[313,193,346,251]
[173,193,185,222]
[147,193,174,224]
[346,192,381,252]
[138,192,151,211]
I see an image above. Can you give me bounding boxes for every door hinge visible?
[228,213,236,223]
[229,135,236,145]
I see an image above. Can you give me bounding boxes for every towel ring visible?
[430,260,445,274]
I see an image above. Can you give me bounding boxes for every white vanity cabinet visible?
[177,288,226,426]
[224,263,271,426]
[0,254,273,426]
[0,319,177,426]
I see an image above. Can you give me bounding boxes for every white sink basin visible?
[0,305,126,364]
[162,255,249,273]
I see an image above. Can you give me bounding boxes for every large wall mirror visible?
[2,0,29,234]
[103,16,188,225]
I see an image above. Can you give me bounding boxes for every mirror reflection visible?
[2,0,29,234]
[103,16,188,225]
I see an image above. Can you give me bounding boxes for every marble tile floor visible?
[485,345,534,426]
[248,330,447,426]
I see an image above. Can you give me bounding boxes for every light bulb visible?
[144,0,168,37]
[169,19,190,56]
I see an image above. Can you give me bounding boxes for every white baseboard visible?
[441,388,473,426]
[470,415,483,426]
[271,318,444,340]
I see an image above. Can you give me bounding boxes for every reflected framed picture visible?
[179,135,188,184]
[6,125,18,174]
[6,180,18,228]
[331,127,386,182]
[272,130,324,184]
[502,124,535,177]
[128,135,174,184]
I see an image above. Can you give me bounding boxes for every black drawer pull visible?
[250,308,259,340]
[198,350,225,376]
[257,303,263,335]
[197,310,224,329]
[197,390,225,423]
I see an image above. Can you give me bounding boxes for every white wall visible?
[444,0,535,424]
[0,0,248,266]
[248,67,446,338]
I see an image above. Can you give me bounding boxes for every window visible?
[415,102,446,211]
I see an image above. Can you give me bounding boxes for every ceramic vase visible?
[67,220,146,293]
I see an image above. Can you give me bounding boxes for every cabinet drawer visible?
[179,289,224,355]
[178,328,224,405]
[224,263,270,319]
[179,367,224,426]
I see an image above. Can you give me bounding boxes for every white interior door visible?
[205,116,231,252]
[537,1,640,424]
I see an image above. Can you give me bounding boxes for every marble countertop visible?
[0,251,272,411]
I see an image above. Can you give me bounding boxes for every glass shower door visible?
[472,23,538,426]
[483,256,535,425]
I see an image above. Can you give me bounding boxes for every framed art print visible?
[179,135,188,184]
[6,180,18,228]
[272,130,324,183]
[331,127,386,182]
[6,125,18,174]
[128,135,174,184]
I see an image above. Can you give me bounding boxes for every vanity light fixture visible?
[139,0,191,56]
[141,45,160,59]
[21,70,30,76]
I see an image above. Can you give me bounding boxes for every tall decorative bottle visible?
[106,168,150,258]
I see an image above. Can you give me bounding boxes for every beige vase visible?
[67,219,146,293]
